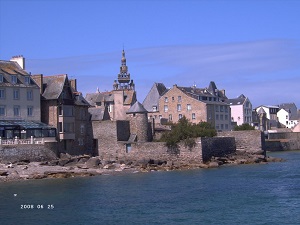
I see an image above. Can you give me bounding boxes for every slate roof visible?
[42,74,67,100]
[225,94,247,105]
[74,94,90,106]
[88,108,105,121]
[127,101,148,114]
[85,92,113,106]
[142,83,167,112]
[177,81,227,101]
[0,60,38,88]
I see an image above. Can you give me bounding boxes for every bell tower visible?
[113,49,135,90]
[118,49,130,84]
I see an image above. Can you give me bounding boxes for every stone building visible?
[0,56,55,140]
[143,82,231,131]
[86,49,136,121]
[32,74,93,155]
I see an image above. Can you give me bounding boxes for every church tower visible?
[113,49,135,90]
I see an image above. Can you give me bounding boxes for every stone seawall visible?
[218,130,265,154]
[265,132,300,151]
[0,142,58,163]
[201,137,236,162]
[97,137,235,163]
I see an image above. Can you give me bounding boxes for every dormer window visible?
[0,74,3,83]
[11,75,17,84]
[25,76,30,84]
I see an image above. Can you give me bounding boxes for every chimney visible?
[31,74,44,94]
[70,79,77,92]
[10,55,25,70]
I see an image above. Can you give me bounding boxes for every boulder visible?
[0,170,8,176]
[60,153,72,160]
[58,159,70,166]
[85,157,101,168]
[208,161,219,168]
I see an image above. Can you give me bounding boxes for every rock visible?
[78,157,89,164]
[85,157,100,168]
[60,153,72,160]
[29,173,47,179]
[208,162,219,168]
[0,170,8,176]
[103,164,116,169]
[166,161,173,167]
[48,160,58,166]
[58,159,70,166]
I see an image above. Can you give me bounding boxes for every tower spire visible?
[117,48,130,86]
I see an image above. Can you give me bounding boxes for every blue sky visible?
[1,0,300,108]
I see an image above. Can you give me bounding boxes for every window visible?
[13,89,19,100]
[164,105,168,112]
[64,123,74,133]
[177,104,181,112]
[59,106,74,116]
[0,74,3,83]
[225,124,228,129]
[13,105,20,116]
[0,106,5,116]
[78,138,84,146]
[172,97,174,101]
[164,97,168,103]
[220,115,224,120]
[11,75,17,84]
[225,115,228,120]
[27,90,33,100]
[169,114,172,121]
[0,89,5,99]
[178,96,181,102]
[192,113,196,120]
[27,106,33,116]
[24,76,30,84]
[216,106,219,112]
[187,104,191,111]
[59,122,63,132]
[159,115,162,119]
[152,106,157,112]
[221,124,224,129]
[225,106,228,113]
[220,105,224,112]
[216,114,219,120]
[179,114,182,119]
[80,124,85,134]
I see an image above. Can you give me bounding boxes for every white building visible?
[277,103,299,129]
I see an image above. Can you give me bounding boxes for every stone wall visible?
[201,137,236,162]
[96,136,235,163]
[265,132,300,151]
[268,132,300,140]
[0,142,58,163]
[218,130,265,153]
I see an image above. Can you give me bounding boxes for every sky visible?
[0,0,300,108]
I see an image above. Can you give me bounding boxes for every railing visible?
[0,137,44,145]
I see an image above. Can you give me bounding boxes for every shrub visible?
[160,116,217,150]
[234,123,255,131]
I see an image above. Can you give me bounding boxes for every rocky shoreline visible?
[0,152,284,183]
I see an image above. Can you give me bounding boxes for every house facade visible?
[0,56,55,140]
[226,94,252,126]
[144,82,231,131]
[277,103,299,129]
[254,105,279,129]
[32,74,93,155]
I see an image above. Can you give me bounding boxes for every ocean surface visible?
[1,151,300,225]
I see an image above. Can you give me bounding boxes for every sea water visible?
[1,151,300,225]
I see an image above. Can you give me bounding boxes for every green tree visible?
[160,116,217,150]
[234,123,255,131]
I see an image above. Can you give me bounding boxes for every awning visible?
[0,120,54,129]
